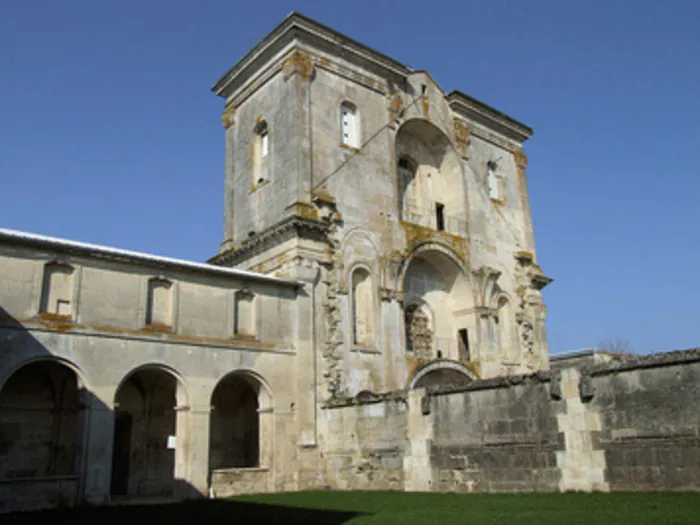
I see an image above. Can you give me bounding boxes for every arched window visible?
[497,295,515,359]
[340,102,360,148]
[351,268,373,346]
[254,121,269,184]
[487,160,502,201]
[146,277,172,328]
[40,262,75,317]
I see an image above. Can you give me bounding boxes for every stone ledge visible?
[588,348,700,377]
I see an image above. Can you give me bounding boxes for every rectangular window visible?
[435,202,445,231]
[458,328,470,361]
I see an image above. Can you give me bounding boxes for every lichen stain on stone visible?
[400,221,469,264]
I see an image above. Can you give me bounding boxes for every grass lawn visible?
[5,491,700,524]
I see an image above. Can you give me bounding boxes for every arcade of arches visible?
[0,361,268,502]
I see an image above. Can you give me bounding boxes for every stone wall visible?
[318,394,407,491]
[588,350,700,491]
[311,349,700,495]
[429,374,562,493]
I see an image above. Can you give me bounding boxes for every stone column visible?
[81,389,115,505]
[177,404,210,498]
[221,106,236,252]
[555,368,608,492]
[292,262,319,447]
[259,406,274,491]
[404,388,435,492]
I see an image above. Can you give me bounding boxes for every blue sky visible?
[1,1,698,354]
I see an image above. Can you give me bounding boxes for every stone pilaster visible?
[555,368,608,492]
[404,388,435,491]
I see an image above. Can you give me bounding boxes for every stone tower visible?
[209,12,552,399]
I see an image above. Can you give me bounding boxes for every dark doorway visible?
[210,375,260,470]
[458,328,470,361]
[111,369,178,497]
[435,202,445,231]
[110,412,133,496]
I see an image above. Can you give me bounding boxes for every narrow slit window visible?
[487,161,500,201]
[254,121,269,184]
[435,202,445,231]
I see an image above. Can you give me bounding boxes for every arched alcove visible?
[401,248,473,362]
[111,366,188,497]
[395,119,467,236]
[0,361,81,479]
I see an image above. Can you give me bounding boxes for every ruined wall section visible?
[428,374,563,493]
[588,350,700,491]
[314,395,407,491]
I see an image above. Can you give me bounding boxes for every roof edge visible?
[211,11,411,98]
[447,90,533,143]
[0,228,300,288]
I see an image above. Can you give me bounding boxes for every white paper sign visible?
[167,435,176,449]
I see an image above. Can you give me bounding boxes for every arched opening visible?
[395,119,467,236]
[253,120,270,184]
[111,367,185,497]
[209,374,261,470]
[340,101,360,148]
[409,361,475,389]
[402,248,473,364]
[413,367,473,389]
[497,295,516,361]
[0,361,81,479]
[351,267,374,346]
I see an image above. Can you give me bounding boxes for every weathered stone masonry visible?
[1,11,699,513]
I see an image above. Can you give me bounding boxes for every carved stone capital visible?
[283,51,315,83]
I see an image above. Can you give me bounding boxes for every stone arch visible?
[395,118,467,235]
[0,355,90,393]
[340,228,379,283]
[397,242,467,292]
[209,370,273,473]
[399,247,473,362]
[0,359,83,479]
[349,263,375,346]
[408,360,476,389]
[110,364,190,497]
[493,291,517,362]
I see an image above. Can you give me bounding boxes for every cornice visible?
[208,215,329,267]
[212,12,411,100]
[447,90,533,144]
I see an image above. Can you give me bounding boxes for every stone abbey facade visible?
[2,13,698,513]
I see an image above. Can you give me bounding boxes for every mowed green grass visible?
[6,491,700,524]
